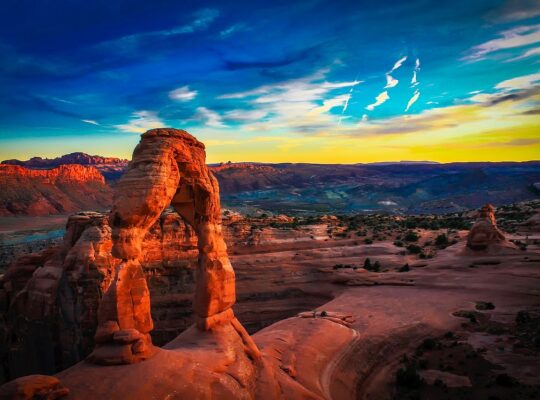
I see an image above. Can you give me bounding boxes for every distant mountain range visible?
[2,153,539,215]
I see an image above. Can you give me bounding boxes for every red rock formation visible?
[0,164,111,216]
[0,208,202,381]
[89,128,258,365]
[0,375,69,399]
[466,204,511,250]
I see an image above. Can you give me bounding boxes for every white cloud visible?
[115,110,164,133]
[469,93,494,103]
[405,90,420,112]
[495,72,540,90]
[411,58,420,86]
[361,114,368,122]
[366,91,389,111]
[385,74,399,88]
[464,23,540,60]
[219,70,361,101]
[217,70,363,133]
[411,71,418,86]
[193,107,226,128]
[389,56,407,73]
[81,119,99,125]
[169,85,197,101]
[225,109,268,121]
[506,46,540,61]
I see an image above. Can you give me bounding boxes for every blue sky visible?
[0,0,539,162]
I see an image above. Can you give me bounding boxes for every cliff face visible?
[0,164,112,216]
[0,210,332,382]
[0,210,198,381]
[1,153,129,181]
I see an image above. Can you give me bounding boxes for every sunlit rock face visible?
[466,204,511,251]
[89,128,255,365]
[0,210,198,382]
[0,164,112,216]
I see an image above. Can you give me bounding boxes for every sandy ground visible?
[53,229,540,399]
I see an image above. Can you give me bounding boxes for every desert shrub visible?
[421,338,437,350]
[396,363,424,389]
[394,240,404,247]
[364,238,373,244]
[434,233,449,248]
[404,230,419,242]
[398,263,410,272]
[475,301,495,310]
[363,258,371,269]
[407,244,422,254]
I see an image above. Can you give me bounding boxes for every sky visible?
[0,0,539,163]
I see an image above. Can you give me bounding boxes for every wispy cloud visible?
[193,107,226,128]
[385,74,399,88]
[81,119,99,125]
[389,56,407,73]
[219,23,248,38]
[488,0,540,22]
[405,90,420,112]
[495,71,540,90]
[411,58,420,86]
[506,46,540,61]
[52,97,76,105]
[366,91,389,111]
[115,110,164,133]
[464,23,540,61]
[101,8,219,50]
[225,109,268,122]
[169,85,197,101]
[218,69,362,133]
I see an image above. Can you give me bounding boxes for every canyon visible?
[2,154,540,217]
[0,130,539,399]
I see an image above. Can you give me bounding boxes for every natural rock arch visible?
[88,128,257,364]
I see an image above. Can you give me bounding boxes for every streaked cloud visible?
[405,90,420,112]
[225,109,268,122]
[495,71,540,90]
[411,58,420,86]
[115,110,164,133]
[366,91,389,111]
[169,86,198,101]
[389,56,407,72]
[507,46,540,61]
[488,0,540,22]
[464,23,540,60]
[100,8,220,50]
[192,107,226,128]
[220,23,248,38]
[385,74,399,88]
[81,119,99,125]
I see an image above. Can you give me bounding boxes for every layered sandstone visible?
[89,128,256,365]
[0,164,111,216]
[0,211,198,382]
[466,204,515,252]
[2,152,129,182]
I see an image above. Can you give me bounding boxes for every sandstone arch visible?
[88,128,255,364]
